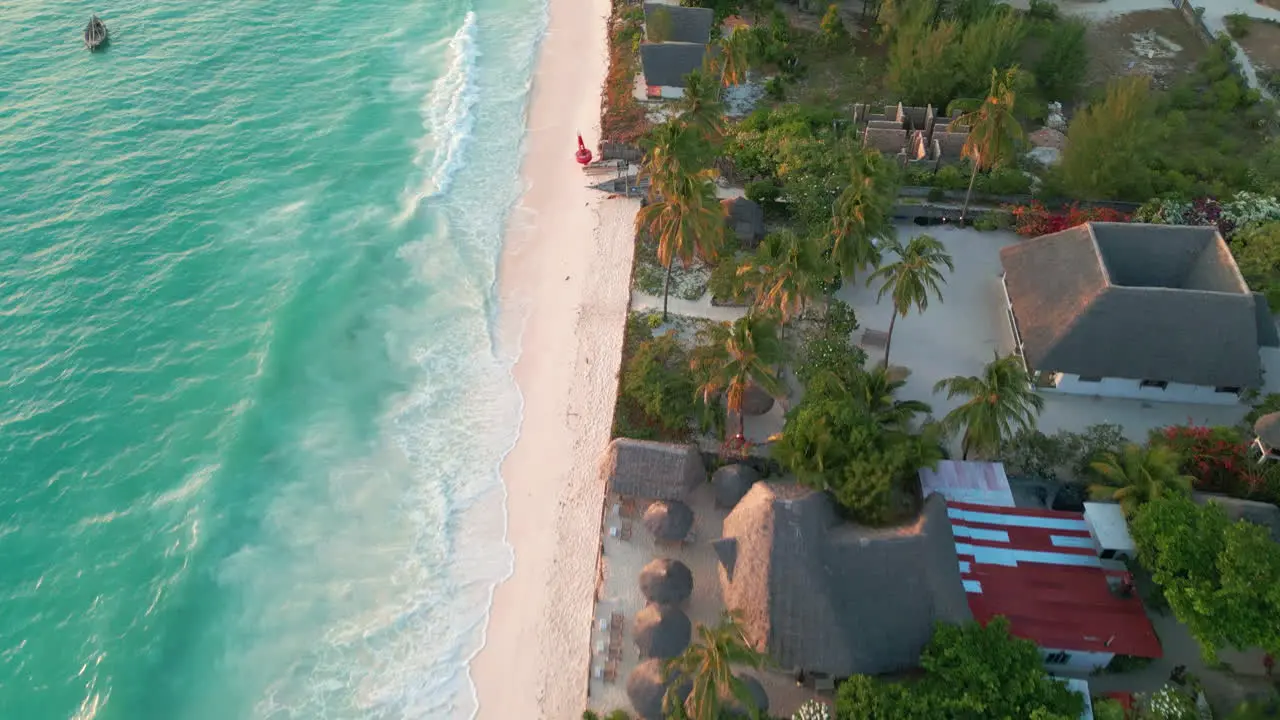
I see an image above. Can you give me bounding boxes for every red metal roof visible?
[947,501,1163,659]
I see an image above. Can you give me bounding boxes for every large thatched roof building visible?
[601,438,706,500]
[715,484,971,677]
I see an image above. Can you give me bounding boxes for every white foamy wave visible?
[397,12,481,222]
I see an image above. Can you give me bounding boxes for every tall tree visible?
[852,364,932,430]
[828,150,898,279]
[635,169,726,319]
[690,314,786,442]
[641,121,712,196]
[718,27,753,87]
[676,68,725,145]
[1059,75,1159,201]
[737,230,830,325]
[951,67,1024,220]
[867,234,953,366]
[1132,496,1280,660]
[934,353,1044,460]
[1089,443,1194,516]
[664,612,767,720]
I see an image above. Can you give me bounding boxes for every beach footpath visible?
[469,0,636,713]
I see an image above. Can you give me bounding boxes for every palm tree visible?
[852,365,931,430]
[1089,443,1194,516]
[636,170,726,320]
[676,68,725,144]
[737,230,830,325]
[718,27,753,87]
[934,353,1045,460]
[664,612,766,720]
[867,234,953,367]
[691,314,786,442]
[951,67,1024,221]
[828,150,899,279]
[641,121,710,198]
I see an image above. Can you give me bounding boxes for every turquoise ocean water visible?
[0,0,546,717]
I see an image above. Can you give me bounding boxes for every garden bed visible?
[1083,9,1207,91]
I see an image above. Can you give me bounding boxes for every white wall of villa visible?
[1041,373,1243,406]
[1041,647,1114,673]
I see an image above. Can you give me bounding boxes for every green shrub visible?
[764,75,785,100]
[973,214,999,231]
[927,186,946,202]
[1225,12,1251,38]
[1034,18,1087,102]
[708,256,748,303]
[621,333,696,435]
[985,167,1033,195]
[1027,0,1058,21]
[935,164,968,190]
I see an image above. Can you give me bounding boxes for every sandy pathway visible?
[468,0,638,713]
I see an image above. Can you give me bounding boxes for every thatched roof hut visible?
[722,673,770,718]
[601,438,706,500]
[740,384,775,416]
[713,464,759,509]
[717,483,971,676]
[1255,412,1280,450]
[722,196,765,249]
[643,500,695,542]
[627,659,690,720]
[640,558,694,605]
[633,603,693,659]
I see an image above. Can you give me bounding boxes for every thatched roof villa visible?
[600,438,706,500]
[714,483,971,677]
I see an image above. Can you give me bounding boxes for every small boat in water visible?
[84,15,108,51]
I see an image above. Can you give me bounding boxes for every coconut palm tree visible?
[828,150,899,279]
[663,612,767,720]
[737,230,830,325]
[676,68,725,145]
[1089,443,1194,516]
[934,352,1045,460]
[950,67,1024,221]
[718,26,753,87]
[691,314,785,442]
[635,170,727,320]
[641,121,711,198]
[867,233,953,367]
[852,364,932,430]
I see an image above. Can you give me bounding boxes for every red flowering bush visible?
[1007,201,1131,238]
[1149,423,1252,496]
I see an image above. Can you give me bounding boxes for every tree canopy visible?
[1130,495,1280,659]
[835,618,1085,720]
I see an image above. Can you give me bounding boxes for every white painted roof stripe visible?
[947,507,1090,531]
[955,543,1103,568]
[962,579,983,593]
[958,560,971,573]
[952,526,1011,542]
[1051,534,1099,549]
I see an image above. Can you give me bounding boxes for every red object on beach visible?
[575,133,593,165]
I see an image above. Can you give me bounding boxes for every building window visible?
[1044,651,1071,665]
[1139,380,1168,390]
[1100,549,1116,560]
[1077,376,1102,383]
[1215,386,1242,394]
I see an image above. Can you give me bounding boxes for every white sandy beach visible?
[469,0,636,715]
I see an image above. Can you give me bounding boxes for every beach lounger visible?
[610,611,624,630]
[604,659,619,683]
[598,617,609,631]
[593,664,604,680]
[620,520,632,541]
[608,525,619,538]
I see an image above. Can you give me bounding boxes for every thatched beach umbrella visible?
[643,500,694,542]
[713,464,759,509]
[740,384,775,416]
[1256,412,1280,450]
[721,673,771,718]
[627,659,690,720]
[633,603,692,659]
[639,558,694,605]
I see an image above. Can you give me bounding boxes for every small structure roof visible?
[919,460,1016,507]
[1254,293,1280,347]
[1194,492,1280,543]
[1254,412,1280,449]
[643,500,695,541]
[643,3,714,44]
[948,501,1162,658]
[601,438,706,500]
[722,673,770,718]
[718,483,972,676]
[639,43,710,88]
[1083,502,1136,553]
[1000,223,1262,388]
[633,603,693,659]
[640,558,694,605]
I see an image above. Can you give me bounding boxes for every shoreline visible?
[468,0,636,713]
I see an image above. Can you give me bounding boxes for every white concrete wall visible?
[657,85,685,99]
[1045,373,1242,406]
[1042,648,1114,673]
